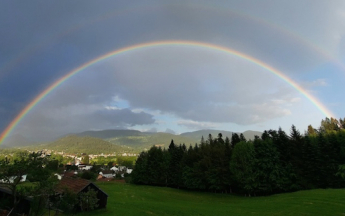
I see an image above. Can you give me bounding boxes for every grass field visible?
[77,182,345,216]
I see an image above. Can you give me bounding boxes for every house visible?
[54,173,62,180]
[126,169,133,174]
[99,170,114,178]
[97,175,113,182]
[0,175,27,183]
[96,174,104,180]
[78,165,93,171]
[110,166,118,172]
[109,166,132,175]
[118,166,127,172]
[74,158,81,166]
[56,177,108,210]
[63,171,78,178]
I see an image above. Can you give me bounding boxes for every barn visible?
[56,177,108,210]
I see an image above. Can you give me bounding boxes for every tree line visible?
[131,117,345,196]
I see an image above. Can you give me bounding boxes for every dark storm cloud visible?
[1,0,344,140]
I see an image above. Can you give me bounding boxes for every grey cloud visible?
[17,106,155,141]
[93,109,155,126]
[178,103,291,125]
[96,48,297,124]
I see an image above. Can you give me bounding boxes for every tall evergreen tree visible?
[167,141,184,188]
[217,133,224,144]
[239,133,246,142]
[231,133,241,148]
[131,151,149,184]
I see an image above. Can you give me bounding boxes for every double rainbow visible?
[0,40,335,145]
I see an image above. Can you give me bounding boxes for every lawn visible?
[77,182,345,216]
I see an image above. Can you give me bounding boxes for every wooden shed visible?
[56,177,108,209]
[0,186,31,215]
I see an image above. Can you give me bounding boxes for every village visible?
[34,149,136,180]
[38,149,137,159]
[0,150,137,215]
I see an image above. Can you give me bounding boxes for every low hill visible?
[106,132,196,150]
[242,130,263,140]
[24,135,132,154]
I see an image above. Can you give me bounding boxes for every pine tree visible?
[239,133,246,142]
[131,151,149,184]
[217,133,224,144]
[231,133,241,148]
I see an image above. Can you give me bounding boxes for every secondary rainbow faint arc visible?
[0,40,335,145]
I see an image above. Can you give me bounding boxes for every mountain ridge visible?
[2,129,263,153]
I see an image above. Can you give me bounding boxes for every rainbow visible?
[0,40,335,145]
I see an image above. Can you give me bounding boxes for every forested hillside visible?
[77,129,261,151]
[24,135,132,154]
[132,117,345,196]
[106,132,196,150]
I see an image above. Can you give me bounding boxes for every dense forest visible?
[132,117,345,196]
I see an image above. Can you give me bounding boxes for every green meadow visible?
[78,182,345,216]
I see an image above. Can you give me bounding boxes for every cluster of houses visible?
[98,166,133,180]
[36,149,137,160]
[54,164,133,181]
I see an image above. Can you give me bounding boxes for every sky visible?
[1,0,345,143]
